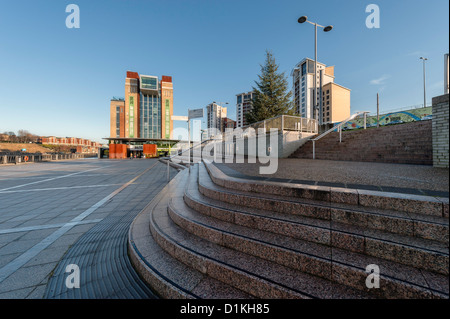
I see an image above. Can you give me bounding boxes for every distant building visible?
[236,91,254,128]
[321,82,351,124]
[222,117,236,132]
[110,71,173,139]
[37,136,101,153]
[206,103,227,137]
[292,58,335,122]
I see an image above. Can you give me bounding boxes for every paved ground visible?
[219,158,449,197]
[0,158,178,298]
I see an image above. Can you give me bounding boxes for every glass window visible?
[141,76,158,90]
[301,62,307,76]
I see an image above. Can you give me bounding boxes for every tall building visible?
[292,58,350,124]
[110,71,173,139]
[236,91,254,128]
[222,117,236,132]
[206,103,227,136]
[321,82,351,124]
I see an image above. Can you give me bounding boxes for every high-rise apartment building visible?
[110,71,173,139]
[236,91,254,128]
[206,103,227,136]
[292,58,350,124]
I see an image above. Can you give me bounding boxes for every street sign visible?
[188,108,204,119]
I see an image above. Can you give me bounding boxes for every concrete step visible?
[203,160,448,219]
[152,180,376,299]
[199,163,449,245]
[179,166,448,298]
[128,169,253,299]
[189,167,449,271]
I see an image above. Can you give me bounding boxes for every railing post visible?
[339,126,342,143]
[313,140,316,160]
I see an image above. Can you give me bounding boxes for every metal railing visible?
[311,111,370,159]
[0,152,98,165]
[165,138,214,181]
[242,114,318,134]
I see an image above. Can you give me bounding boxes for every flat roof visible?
[323,82,351,91]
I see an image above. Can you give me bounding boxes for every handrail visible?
[311,111,370,159]
[312,111,369,141]
[167,138,213,161]
[166,138,214,181]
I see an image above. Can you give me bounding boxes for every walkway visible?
[0,158,178,298]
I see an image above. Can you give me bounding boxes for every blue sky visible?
[0,0,448,143]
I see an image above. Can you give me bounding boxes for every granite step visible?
[128,168,253,299]
[154,203,377,298]
[198,163,449,244]
[168,168,447,298]
[202,160,448,219]
[188,167,449,276]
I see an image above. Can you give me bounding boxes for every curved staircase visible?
[128,160,449,299]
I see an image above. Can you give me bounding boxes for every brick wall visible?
[290,120,433,165]
[432,94,449,168]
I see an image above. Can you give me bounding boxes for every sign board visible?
[188,108,204,119]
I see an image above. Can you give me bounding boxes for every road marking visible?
[0,161,158,283]
[0,173,112,181]
[0,184,124,194]
[0,219,103,235]
[0,166,109,192]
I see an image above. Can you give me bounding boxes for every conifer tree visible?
[246,50,295,124]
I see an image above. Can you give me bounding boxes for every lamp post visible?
[298,16,333,126]
[419,57,428,107]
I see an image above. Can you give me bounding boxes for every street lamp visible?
[419,57,428,107]
[298,16,333,125]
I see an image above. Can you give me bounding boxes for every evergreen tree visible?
[245,50,295,124]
